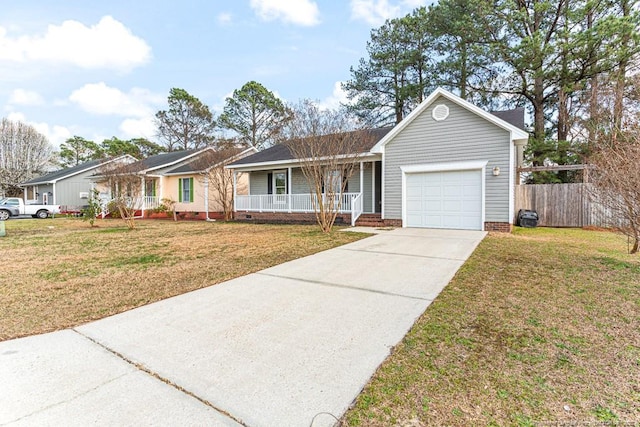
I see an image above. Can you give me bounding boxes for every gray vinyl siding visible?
[362,164,373,213]
[384,97,512,222]
[250,168,368,197]
[250,171,269,195]
[37,184,53,204]
[291,169,311,193]
[53,170,97,207]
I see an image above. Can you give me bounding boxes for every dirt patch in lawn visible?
[345,227,640,426]
[0,219,368,341]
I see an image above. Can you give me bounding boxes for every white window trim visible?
[180,177,193,203]
[272,169,287,203]
[400,161,488,230]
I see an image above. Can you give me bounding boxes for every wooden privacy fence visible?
[515,183,616,227]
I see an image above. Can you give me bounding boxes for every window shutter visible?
[152,181,156,197]
[178,179,183,202]
[267,173,273,195]
[189,178,194,202]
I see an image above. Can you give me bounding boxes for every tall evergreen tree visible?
[155,88,216,151]
[218,81,291,151]
[343,13,436,127]
[59,136,102,167]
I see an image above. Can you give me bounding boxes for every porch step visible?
[355,213,385,227]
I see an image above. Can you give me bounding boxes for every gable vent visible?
[432,104,449,121]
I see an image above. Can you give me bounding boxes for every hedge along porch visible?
[228,88,529,231]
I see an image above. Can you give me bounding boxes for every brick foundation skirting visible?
[484,222,512,232]
[144,211,226,221]
[235,211,352,225]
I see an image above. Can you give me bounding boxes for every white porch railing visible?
[350,192,363,226]
[236,192,364,225]
[99,196,160,218]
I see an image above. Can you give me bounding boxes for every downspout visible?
[233,171,237,216]
[204,174,214,222]
[140,176,145,218]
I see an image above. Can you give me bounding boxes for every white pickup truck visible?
[0,197,61,220]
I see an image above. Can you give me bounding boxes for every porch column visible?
[287,167,292,213]
[23,187,27,201]
[204,175,210,220]
[359,162,364,196]
[140,176,146,215]
[233,171,237,213]
[371,161,375,213]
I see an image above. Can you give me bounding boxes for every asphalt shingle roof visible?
[135,149,200,171]
[229,127,394,167]
[20,158,109,185]
[491,108,526,130]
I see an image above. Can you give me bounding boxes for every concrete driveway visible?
[0,227,485,427]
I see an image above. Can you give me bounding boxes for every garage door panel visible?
[443,185,463,197]
[442,200,462,212]
[405,169,482,230]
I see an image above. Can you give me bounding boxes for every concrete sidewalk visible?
[1,227,485,427]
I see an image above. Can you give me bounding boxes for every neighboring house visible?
[227,88,529,231]
[92,147,255,219]
[19,156,136,212]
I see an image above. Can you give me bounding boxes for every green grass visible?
[0,218,368,340]
[344,227,640,426]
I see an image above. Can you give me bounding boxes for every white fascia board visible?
[144,147,214,173]
[203,147,258,173]
[370,87,530,154]
[400,160,488,174]
[225,152,380,172]
[22,154,138,186]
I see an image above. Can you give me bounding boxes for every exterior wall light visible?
[492,166,501,176]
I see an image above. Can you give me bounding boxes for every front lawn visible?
[345,227,639,426]
[0,218,367,341]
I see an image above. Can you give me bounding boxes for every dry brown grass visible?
[0,218,367,341]
[345,227,640,426]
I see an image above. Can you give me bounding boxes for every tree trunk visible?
[460,41,468,100]
[613,0,631,143]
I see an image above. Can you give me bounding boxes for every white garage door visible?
[405,169,482,230]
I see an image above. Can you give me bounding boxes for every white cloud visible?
[6,111,72,148]
[119,117,156,140]
[250,0,321,26]
[8,89,45,106]
[317,81,350,110]
[69,82,163,117]
[217,12,233,25]
[350,0,431,26]
[0,16,151,72]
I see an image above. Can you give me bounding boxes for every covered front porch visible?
[93,176,163,218]
[231,160,382,226]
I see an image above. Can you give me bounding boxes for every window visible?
[26,186,37,201]
[179,178,194,203]
[322,170,347,194]
[274,171,287,195]
[325,170,342,194]
[267,171,287,195]
[145,180,156,197]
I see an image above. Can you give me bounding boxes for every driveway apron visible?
[1,227,485,427]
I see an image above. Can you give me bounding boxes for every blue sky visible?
[0,0,432,148]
